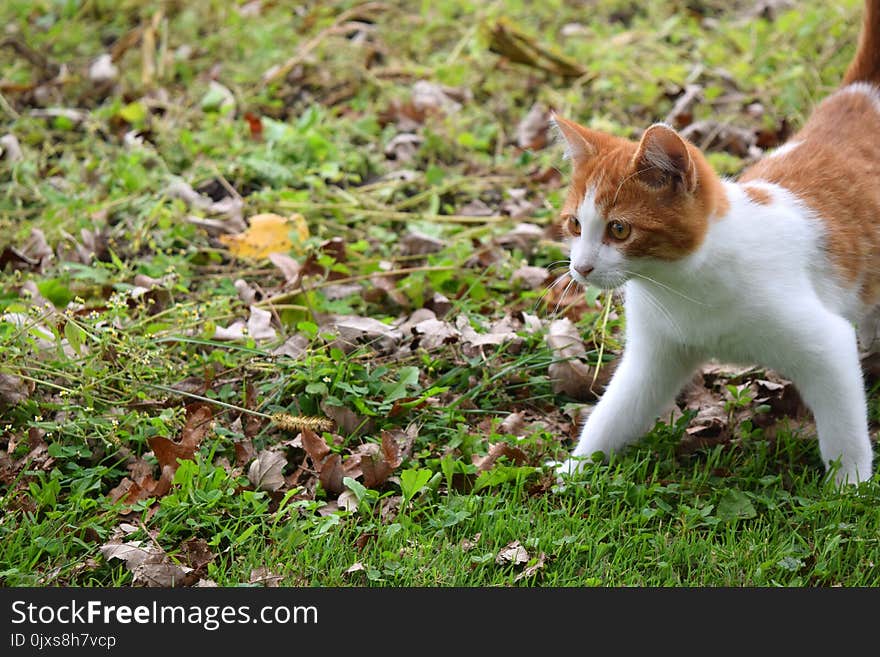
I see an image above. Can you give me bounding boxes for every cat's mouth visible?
[570,268,628,290]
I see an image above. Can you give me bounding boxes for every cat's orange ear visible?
[633,124,697,193]
[551,113,598,163]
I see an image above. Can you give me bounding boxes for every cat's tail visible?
[843,0,880,85]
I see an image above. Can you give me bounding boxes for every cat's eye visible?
[607,220,631,241]
[563,213,581,236]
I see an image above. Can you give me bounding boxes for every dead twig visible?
[262,2,391,85]
[0,37,60,78]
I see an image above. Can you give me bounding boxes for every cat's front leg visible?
[557,335,700,476]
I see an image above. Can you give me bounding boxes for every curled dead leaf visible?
[249,567,283,587]
[498,411,526,437]
[100,540,192,587]
[496,540,529,566]
[109,404,214,504]
[474,442,528,473]
[299,427,356,496]
[401,230,445,256]
[320,314,403,354]
[411,318,460,351]
[512,265,550,290]
[514,552,547,582]
[247,450,287,492]
[359,430,403,488]
[268,252,302,285]
[517,102,550,150]
[0,373,31,409]
[546,318,609,400]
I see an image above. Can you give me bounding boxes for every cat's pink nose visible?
[575,265,594,278]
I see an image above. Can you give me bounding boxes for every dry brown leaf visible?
[249,567,282,587]
[411,318,460,351]
[496,540,529,566]
[1,133,24,162]
[167,179,245,230]
[498,411,526,436]
[272,333,310,359]
[455,315,518,349]
[401,230,445,256]
[426,292,453,318]
[495,222,545,254]
[344,562,366,576]
[317,453,347,496]
[411,80,471,113]
[368,273,410,307]
[360,430,403,488]
[22,228,53,270]
[460,533,481,552]
[247,450,287,492]
[0,373,31,409]
[320,400,365,436]
[545,318,605,400]
[679,120,759,159]
[100,541,153,570]
[100,540,192,587]
[320,314,403,353]
[213,306,276,342]
[180,537,214,572]
[384,132,423,162]
[678,379,730,450]
[512,265,550,289]
[246,306,276,341]
[233,279,259,305]
[474,442,528,473]
[268,252,302,285]
[89,53,118,83]
[664,83,703,129]
[517,102,550,150]
[132,403,213,502]
[514,552,547,582]
[134,561,192,587]
[458,198,494,217]
[501,188,538,219]
[300,427,331,465]
[298,427,357,496]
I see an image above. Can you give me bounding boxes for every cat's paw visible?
[831,461,874,487]
[546,456,592,489]
[553,457,584,477]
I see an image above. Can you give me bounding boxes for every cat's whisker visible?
[622,269,710,307]
[611,165,657,207]
[553,278,576,317]
[632,285,685,343]
[532,271,573,314]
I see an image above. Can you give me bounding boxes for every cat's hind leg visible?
[776,307,874,485]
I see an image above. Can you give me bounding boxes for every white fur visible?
[765,140,802,159]
[836,81,880,114]
[570,188,627,289]
[560,180,874,485]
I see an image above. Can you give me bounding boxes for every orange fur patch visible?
[739,86,880,302]
[742,184,772,205]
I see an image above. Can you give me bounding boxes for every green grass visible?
[1,0,879,587]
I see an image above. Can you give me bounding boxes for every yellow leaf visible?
[219,213,309,259]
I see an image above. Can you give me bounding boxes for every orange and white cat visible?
[554,0,880,485]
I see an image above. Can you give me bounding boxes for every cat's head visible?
[553,115,727,289]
